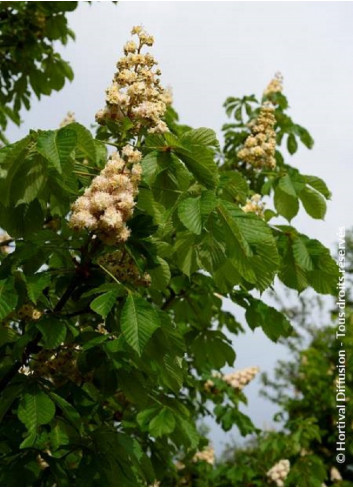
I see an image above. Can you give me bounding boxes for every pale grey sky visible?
[6,1,353,454]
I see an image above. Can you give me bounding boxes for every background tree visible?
[174,232,353,487]
[0,23,339,486]
[0,1,79,143]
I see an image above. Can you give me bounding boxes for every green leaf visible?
[0,325,18,346]
[181,127,219,148]
[36,318,67,349]
[90,289,122,319]
[0,384,23,423]
[120,294,160,355]
[149,257,171,290]
[274,185,299,221]
[25,273,51,304]
[174,128,219,189]
[287,133,298,155]
[219,171,249,203]
[0,200,44,238]
[48,392,82,432]
[149,408,176,438]
[304,175,331,199]
[68,123,96,162]
[0,278,17,320]
[278,174,297,197]
[299,187,327,219]
[241,295,293,342]
[37,128,76,173]
[178,191,216,234]
[191,330,235,370]
[215,201,279,291]
[18,390,56,432]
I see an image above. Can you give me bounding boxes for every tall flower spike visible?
[69,145,142,245]
[237,102,276,169]
[96,26,171,134]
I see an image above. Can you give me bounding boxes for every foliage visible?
[174,233,353,487]
[0,23,339,486]
[0,1,79,143]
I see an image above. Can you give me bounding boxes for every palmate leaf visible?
[215,201,279,291]
[276,227,338,294]
[233,292,293,342]
[120,294,160,355]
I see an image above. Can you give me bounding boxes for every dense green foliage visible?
[0,18,339,487]
[0,1,78,143]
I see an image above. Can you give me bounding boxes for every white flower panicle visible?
[267,459,290,487]
[223,366,260,390]
[60,111,75,127]
[96,26,171,134]
[70,146,142,245]
[205,367,259,392]
[193,446,215,465]
[242,194,265,218]
[97,250,151,287]
[264,72,284,96]
[237,103,276,169]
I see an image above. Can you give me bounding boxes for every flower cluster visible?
[70,145,142,245]
[237,103,276,169]
[264,72,283,96]
[267,459,290,487]
[17,304,42,321]
[98,249,151,287]
[60,111,75,128]
[242,194,265,217]
[223,367,260,390]
[32,347,88,386]
[96,26,171,134]
[193,446,215,465]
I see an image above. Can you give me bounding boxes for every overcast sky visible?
[7,1,353,454]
